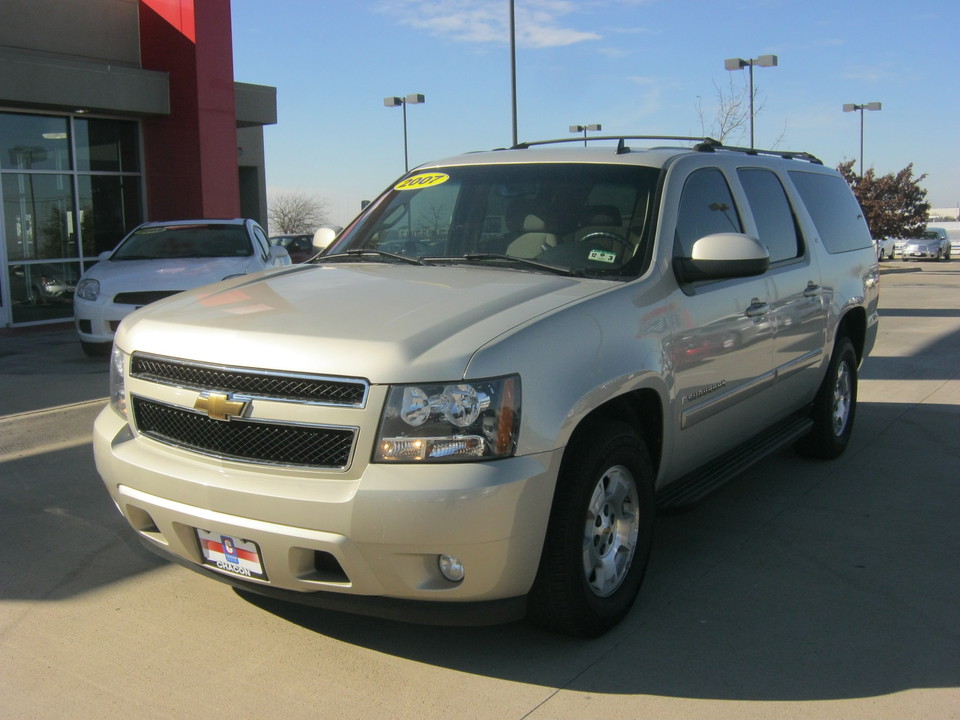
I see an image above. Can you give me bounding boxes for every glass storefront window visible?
[0,113,72,172]
[6,260,79,324]
[2,173,76,262]
[77,175,143,256]
[1,112,143,326]
[75,118,140,173]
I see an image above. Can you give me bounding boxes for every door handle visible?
[804,283,822,298]
[745,298,769,318]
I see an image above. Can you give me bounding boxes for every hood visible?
[117,263,610,382]
[89,257,256,294]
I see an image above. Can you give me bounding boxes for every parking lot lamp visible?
[384,93,425,172]
[569,124,602,146]
[724,54,778,149]
[843,102,882,176]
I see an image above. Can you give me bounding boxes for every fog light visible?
[438,554,465,583]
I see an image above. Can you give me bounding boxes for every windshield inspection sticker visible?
[394,173,450,191]
[587,249,617,264]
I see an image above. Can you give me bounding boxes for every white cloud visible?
[376,0,601,48]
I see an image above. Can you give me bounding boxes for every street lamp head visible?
[724,57,747,71]
[384,96,403,107]
[569,125,584,133]
[586,123,602,131]
[756,54,778,68]
[405,93,425,105]
[865,102,882,111]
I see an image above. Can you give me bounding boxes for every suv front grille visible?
[130,353,368,407]
[132,397,356,468]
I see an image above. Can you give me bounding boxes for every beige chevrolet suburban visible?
[94,136,880,637]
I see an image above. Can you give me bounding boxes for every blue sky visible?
[230,0,960,227]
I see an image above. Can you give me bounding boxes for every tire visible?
[528,420,655,637]
[796,335,858,460]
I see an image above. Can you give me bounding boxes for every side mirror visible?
[268,245,290,264]
[313,225,343,251]
[676,233,769,282]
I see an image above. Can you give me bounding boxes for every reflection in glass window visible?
[675,169,743,257]
[0,113,71,172]
[738,169,802,263]
[77,175,143,256]
[2,173,76,261]
[75,118,140,172]
[7,260,80,324]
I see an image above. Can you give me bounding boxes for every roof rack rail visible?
[509,135,822,164]
[511,135,713,151]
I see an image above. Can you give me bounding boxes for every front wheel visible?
[796,335,858,459]
[528,421,655,637]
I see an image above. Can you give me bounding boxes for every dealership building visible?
[0,0,276,328]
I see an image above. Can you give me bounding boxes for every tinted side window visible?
[675,168,742,257]
[788,171,872,253]
[738,169,801,263]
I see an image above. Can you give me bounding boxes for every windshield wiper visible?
[318,248,427,266]
[423,253,579,277]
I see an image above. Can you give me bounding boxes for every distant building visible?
[0,0,276,328]
[929,208,960,222]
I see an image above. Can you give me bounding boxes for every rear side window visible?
[738,169,802,264]
[788,171,872,253]
[675,168,743,257]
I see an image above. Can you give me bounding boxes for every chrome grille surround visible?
[130,352,369,407]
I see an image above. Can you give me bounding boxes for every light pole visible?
[569,124,602,146]
[723,54,778,149]
[384,93,425,172]
[843,102,882,176]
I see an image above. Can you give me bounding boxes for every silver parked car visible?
[901,227,951,261]
[94,135,879,637]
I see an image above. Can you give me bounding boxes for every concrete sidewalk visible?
[0,325,109,417]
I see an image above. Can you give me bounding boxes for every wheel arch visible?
[564,388,664,478]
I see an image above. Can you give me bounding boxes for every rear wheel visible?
[796,335,858,459]
[529,420,655,637]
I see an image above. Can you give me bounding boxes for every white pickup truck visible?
[94,136,879,637]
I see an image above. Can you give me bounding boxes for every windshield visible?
[325,163,661,277]
[112,225,253,260]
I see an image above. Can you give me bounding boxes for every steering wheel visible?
[578,231,623,245]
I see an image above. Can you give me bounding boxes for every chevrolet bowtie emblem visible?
[194,392,249,421]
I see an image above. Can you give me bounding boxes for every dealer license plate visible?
[196,529,267,580]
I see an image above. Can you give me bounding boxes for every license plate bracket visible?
[196,529,267,580]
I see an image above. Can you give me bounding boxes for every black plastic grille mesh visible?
[113,291,181,306]
[132,397,355,468]
[131,354,366,406]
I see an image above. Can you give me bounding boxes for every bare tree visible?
[696,76,784,147]
[268,192,330,235]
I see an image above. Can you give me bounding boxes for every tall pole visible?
[402,101,409,172]
[843,102,881,176]
[859,107,864,177]
[510,0,518,146]
[748,62,755,149]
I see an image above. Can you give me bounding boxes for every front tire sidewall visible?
[529,421,655,637]
[797,336,858,460]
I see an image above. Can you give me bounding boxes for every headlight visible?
[110,345,128,417]
[375,376,520,462]
[76,278,100,301]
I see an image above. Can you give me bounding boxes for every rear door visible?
[738,168,827,412]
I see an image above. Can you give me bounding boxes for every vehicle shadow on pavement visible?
[234,397,960,702]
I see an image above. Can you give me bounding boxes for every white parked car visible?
[873,237,895,260]
[74,219,289,356]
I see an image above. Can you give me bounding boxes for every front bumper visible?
[74,297,135,343]
[94,406,561,619]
